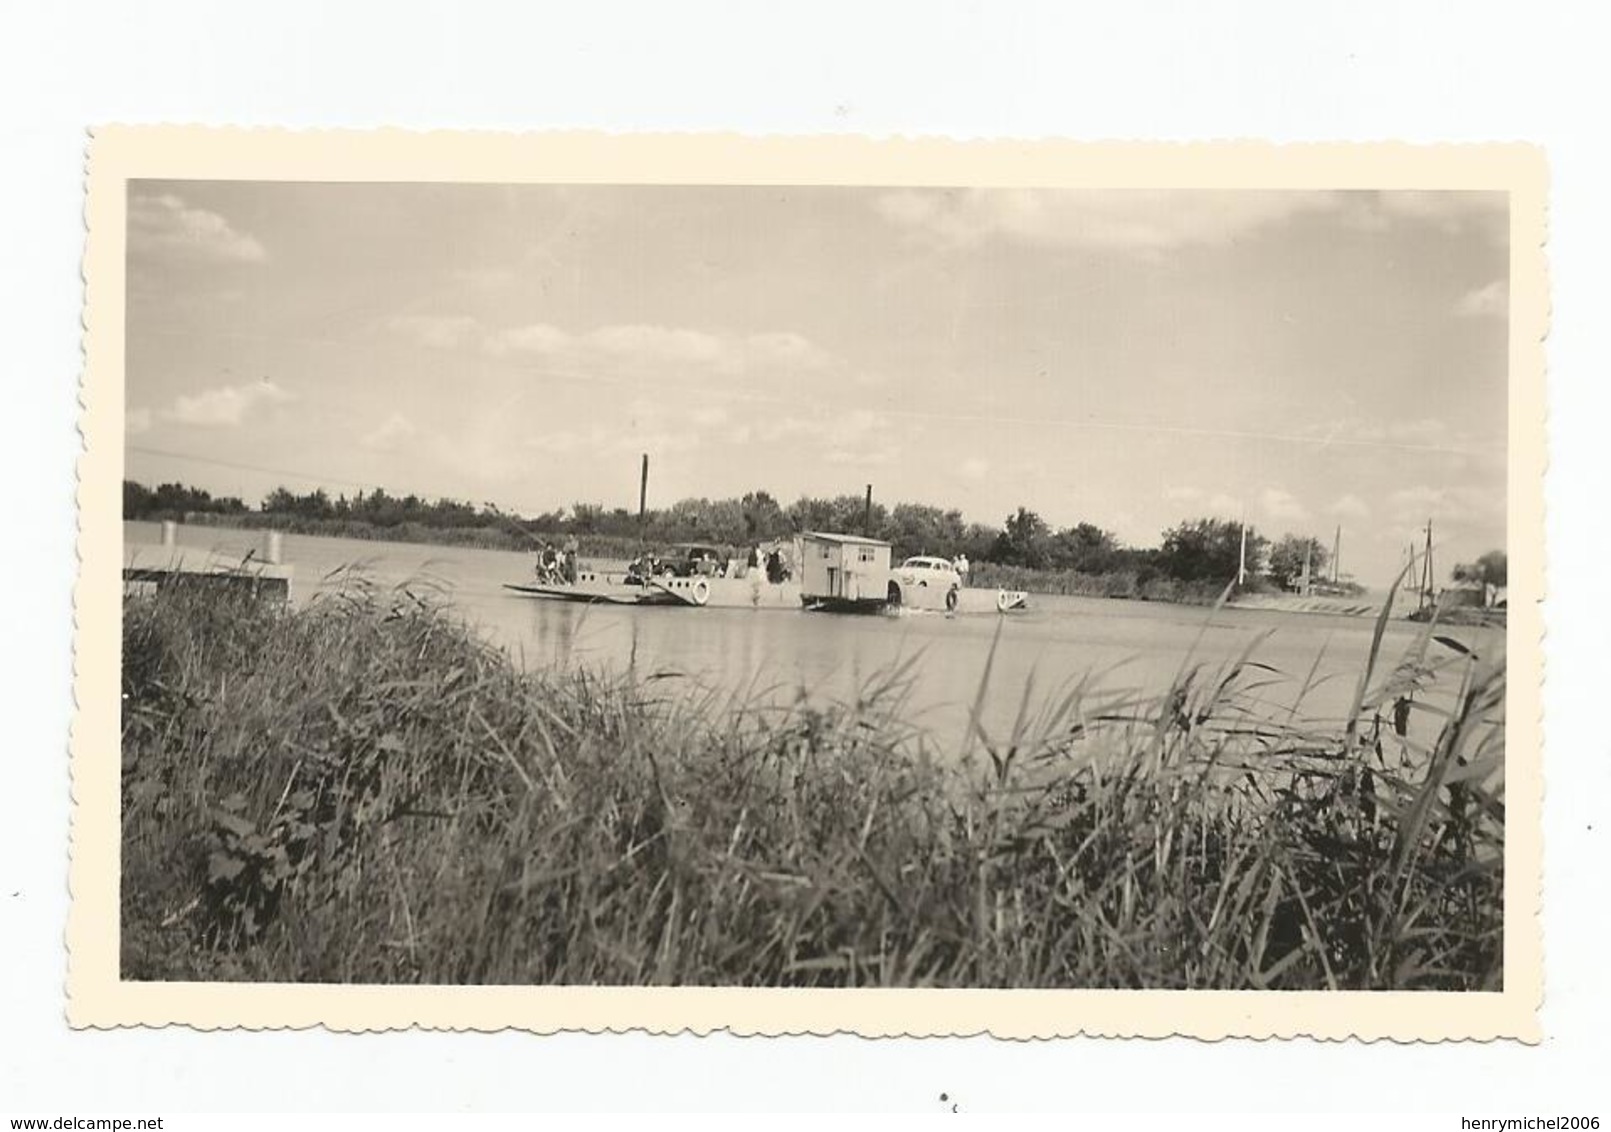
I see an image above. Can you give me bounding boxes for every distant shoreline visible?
[129,513,1337,611]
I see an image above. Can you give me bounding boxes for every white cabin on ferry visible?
[798,532,892,604]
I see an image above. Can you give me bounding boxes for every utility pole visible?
[638,454,649,540]
[1237,521,1248,587]
[1332,524,1341,584]
[1420,519,1435,610]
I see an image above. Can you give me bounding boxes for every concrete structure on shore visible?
[124,521,294,602]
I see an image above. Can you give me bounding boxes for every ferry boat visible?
[503,568,713,607]
[506,532,1024,614]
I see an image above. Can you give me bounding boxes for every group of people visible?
[548,541,795,588]
[746,543,793,584]
[624,551,675,585]
[534,535,580,585]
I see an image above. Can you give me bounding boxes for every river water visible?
[125,521,1497,747]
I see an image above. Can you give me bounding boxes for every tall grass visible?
[120,578,1503,989]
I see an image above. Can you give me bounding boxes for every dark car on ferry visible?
[668,543,726,577]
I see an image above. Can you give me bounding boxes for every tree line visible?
[123,480,248,519]
[122,477,1424,590]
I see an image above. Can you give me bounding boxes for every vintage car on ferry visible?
[887,555,963,611]
[666,543,726,577]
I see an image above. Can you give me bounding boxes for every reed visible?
[119,577,1504,989]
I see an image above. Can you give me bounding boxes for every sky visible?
[124,181,1509,587]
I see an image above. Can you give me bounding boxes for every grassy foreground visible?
[120,580,1504,989]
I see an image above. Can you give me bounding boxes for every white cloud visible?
[750,407,907,467]
[529,423,699,458]
[1455,279,1508,318]
[745,331,836,371]
[616,429,700,456]
[485,321,843,382]
[874,189,1339,253]
[126,407,152,436]
[689,405,730,427]
[448,266,517,289]
[163,379,291,427]
[526,396,704,460]
[1385,418,1454,447]
[761,407,890,450]
[527,428,590,455]
[1328,493,1372,520]
[388,314,482,350]
[824,446,897,467]
[361,412,419,451]
[489,323,572,357]
[1375,191,1508,238]
[590,324,730,367]
[129,193,266,264]
[875,188,1510,255]
[1390,485,1447,518]
[1206,493,1245,517]
[1158,488,1245,516]
[1387,483,1505,529]
[1260,487,1309,524]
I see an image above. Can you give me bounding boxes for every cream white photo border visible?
[72,127,1547,1040]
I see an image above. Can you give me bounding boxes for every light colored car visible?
[888,555,962,611]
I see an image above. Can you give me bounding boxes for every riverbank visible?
[182,510,556,553]
[168,513,1251,607]
[967,561,1236,605]
[121,582,1503,989]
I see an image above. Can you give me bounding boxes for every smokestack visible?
[864,484,873,537]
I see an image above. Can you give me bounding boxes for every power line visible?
[127,445,381,492]
[491,360,1504,457]
[126,313,1504,460]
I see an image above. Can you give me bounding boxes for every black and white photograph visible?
[73,133,1542,1038]
[11,1,1611,1117]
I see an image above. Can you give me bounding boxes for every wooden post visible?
[1421,519,1435,609]
[639,454,649,533]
